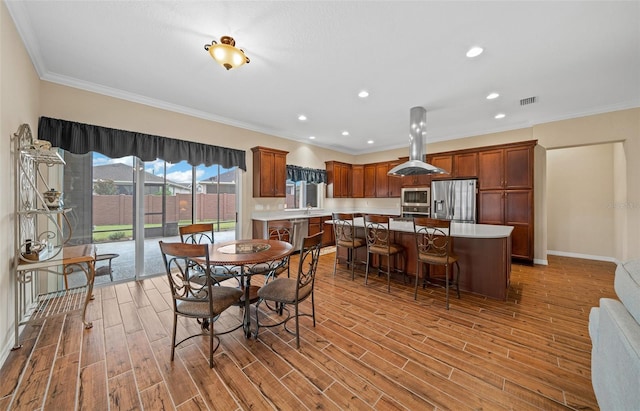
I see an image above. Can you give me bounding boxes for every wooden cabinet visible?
[428,154,453,176]
[402,173,431,188]
[309,216,334,246]
[375,162,390,197]
[388,160,402,197]
[364,164,377,197]
[252,146,288,197]
[325,161,351,198]
[478,190,533,261]
[453,152,478,178]
[478,144,533,190]
[476,140,535,262]
[321,216,334,246]
[308,217,322,236]
[351,164,364,198]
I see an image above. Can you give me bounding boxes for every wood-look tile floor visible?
[1,254,616,410]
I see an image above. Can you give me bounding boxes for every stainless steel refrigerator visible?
[430,179,477,223]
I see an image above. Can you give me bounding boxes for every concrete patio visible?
[64,229,236,289]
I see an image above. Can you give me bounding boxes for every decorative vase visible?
[43,189,63,210]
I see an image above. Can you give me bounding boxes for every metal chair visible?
[265,221,294,280]
[254,232,323,348]
[159,241,242,368]
[179,223,214,245]
[412,217,460,310]
[332,213,366,280]
[363,214,407,292]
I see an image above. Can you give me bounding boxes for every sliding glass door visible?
[61,151,238,286]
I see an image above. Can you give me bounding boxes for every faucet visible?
[305,203,312,215]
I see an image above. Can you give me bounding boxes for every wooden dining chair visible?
[159,241,242,368]
[412,217,460,310]
[254,232,323,348]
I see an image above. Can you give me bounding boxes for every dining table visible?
[207,239,294,338]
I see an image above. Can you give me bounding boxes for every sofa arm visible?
[590,298,640,410]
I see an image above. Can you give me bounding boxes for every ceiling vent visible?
[520,96,537,106]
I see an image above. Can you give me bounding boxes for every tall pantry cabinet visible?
[477,142,535,261]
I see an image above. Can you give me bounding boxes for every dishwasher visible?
[290,218,309,252]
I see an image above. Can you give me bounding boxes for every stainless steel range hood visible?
[387,106,447,176]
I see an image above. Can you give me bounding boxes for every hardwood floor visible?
[1,254,616,410]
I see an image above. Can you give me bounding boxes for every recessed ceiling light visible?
[342,131,349,136]
[367,140,374,144]
[308,136,316,140]
[466,46,484,58]
[298,114,307,121]
[358,90,369,98]
[494,113,506,119]
[486,92,499,100]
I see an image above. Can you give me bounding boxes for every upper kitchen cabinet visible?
[375,162,390,198]
[478,141,535,190]
[375,161,401,198]
[427,154,453,177]
[351,164,364,198]
[325,161,352,198]
[453,152,478,178]
[364,163,377,197]
[388,160,403,197]
[252,146,288,197]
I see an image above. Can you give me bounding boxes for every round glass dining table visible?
[208,239,294,338]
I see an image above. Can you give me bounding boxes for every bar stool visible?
[412,217,460,310]
[363,214,406,292]
[332,213,366,280]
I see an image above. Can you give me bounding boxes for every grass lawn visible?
[93,221,236,242]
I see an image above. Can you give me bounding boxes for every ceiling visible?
[6,1,640,155]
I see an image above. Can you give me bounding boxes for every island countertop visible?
[326,217,513,239]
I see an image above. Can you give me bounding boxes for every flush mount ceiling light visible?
[358,90,369,98]
[466,46,484,58]
[486,92,500,100]
[204,36,250,70]
[495,113,506,119]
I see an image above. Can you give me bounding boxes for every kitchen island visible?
[337,217,513,301]
[253,211,513,300]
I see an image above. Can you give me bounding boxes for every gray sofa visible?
[589,259,640,410]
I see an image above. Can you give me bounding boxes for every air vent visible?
[520,96,537,106]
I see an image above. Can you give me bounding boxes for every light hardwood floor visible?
[0,254,616,410]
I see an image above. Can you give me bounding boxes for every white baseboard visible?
[533,258,549,266]
[547,250,619,264]
[0,329,17,370]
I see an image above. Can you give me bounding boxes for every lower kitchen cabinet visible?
[478,190,533,261]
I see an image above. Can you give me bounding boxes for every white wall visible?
[0,1,42,364]
[547,144,617,261]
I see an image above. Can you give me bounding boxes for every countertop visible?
[343,217,513,239]
[253,211,513,239]
[251,208,399,222]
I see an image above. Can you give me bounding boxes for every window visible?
[286,180,323,210]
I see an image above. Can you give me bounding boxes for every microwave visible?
[401,187,430,206]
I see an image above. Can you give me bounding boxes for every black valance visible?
[286,165,327,183]
[38,117,246,171]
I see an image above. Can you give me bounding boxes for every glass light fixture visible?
[204,36,250,70]
[466,46,484,58]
